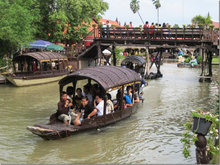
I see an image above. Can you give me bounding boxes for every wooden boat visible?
[2,52,69,87]
[177,63,201,68]
[121,55,147,78]
[27,66,142,140]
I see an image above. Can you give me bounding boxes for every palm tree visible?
[130,0,144,24]
[192,14,212,28]
[152,0,161,24]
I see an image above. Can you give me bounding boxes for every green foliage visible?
[197,56,202,64]
[152,0,161,9]
[0,0,109,55]
[212,56,219,63]
[192,14,212,28]
[180,107,219,160]
[184,57,191,63]
[130,0,140,14]
[0,0,39,55]
[115,47,124,60]
[172,24,179,28]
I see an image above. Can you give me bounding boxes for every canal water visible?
[0,63,218,164]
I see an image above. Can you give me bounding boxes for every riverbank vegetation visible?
[0,0,108,56]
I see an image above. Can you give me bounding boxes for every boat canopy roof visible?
[59,66,141,91]
[14,52,68,63]
[121,55,146,66]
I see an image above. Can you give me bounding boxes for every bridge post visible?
[145,45,150,77]
[112,44,116,66]
[156,48,163,77]
[208,51,213,77]
[97,41,102,66]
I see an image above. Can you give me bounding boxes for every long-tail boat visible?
[27,66,142,140]
[2,52,69,86]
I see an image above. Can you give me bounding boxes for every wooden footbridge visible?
[73,27,219,82]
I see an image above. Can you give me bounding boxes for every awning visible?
[14,52,68,62]
[59,66,141,91]
[121,55,146,66]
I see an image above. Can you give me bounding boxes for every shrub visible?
[197,56,202,64]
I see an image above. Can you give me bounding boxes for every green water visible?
[0,63,218,164]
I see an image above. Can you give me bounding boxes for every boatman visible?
[57,92,76,125]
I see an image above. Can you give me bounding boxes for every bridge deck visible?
[93,27,218,47]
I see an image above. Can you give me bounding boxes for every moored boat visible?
[2,52,69,86]
[27,66,143,140]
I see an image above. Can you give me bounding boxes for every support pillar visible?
[145,46,150,78]
[156,48,163,78]
[97,42,102,66]
[207,51,213,77]
[112,44,116,66]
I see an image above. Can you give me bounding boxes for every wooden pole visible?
[157,48,163,75]
[112,44,116,66]
[208,51,213,77]
[97,42,102,66]
[200,48,204,77]
[145,46,150,77]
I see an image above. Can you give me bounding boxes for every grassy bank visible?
[212,56,219,63]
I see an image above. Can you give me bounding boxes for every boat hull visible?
[27,103,139,140]
[2,73,66,87]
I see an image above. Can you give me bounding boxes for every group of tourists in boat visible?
[58,78,142,126]
[2,51,69,86]
[27,66,145,140]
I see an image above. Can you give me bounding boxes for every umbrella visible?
[46,44,64,51]
[29,40,53,49]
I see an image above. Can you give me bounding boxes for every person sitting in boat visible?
[74,96,97,126]
[133,87,140,103]
[66,86,74,103]
[83,85,93,103]
[123,93,133,107]
[114,89,122,110]
[126,86,133,101]
[106,93,114,114]
[94,94,105,116]
[75,88,84,108]
[57,92,76,125]
[189,56,198,66]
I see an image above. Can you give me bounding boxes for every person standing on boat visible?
[57,92,75,125]
[74,96,97,126]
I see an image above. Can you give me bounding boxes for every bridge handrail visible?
[94,27,206,41]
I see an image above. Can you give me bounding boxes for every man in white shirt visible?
[94,94,105,116]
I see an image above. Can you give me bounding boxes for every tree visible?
[192,14,212,28]
[152,0,161,24]
[37,0,108,44]
[130,0,144,24]
[0,0,39,56]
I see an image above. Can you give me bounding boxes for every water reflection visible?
[0,63,218,164]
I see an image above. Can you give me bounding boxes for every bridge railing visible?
[93,27,212,42]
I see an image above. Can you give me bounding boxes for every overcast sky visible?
[102,0,219,26]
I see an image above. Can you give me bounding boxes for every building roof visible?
[100,18,121,27]
[212,20,219,29]
[59,66,141,90]
[14,52,68,62]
